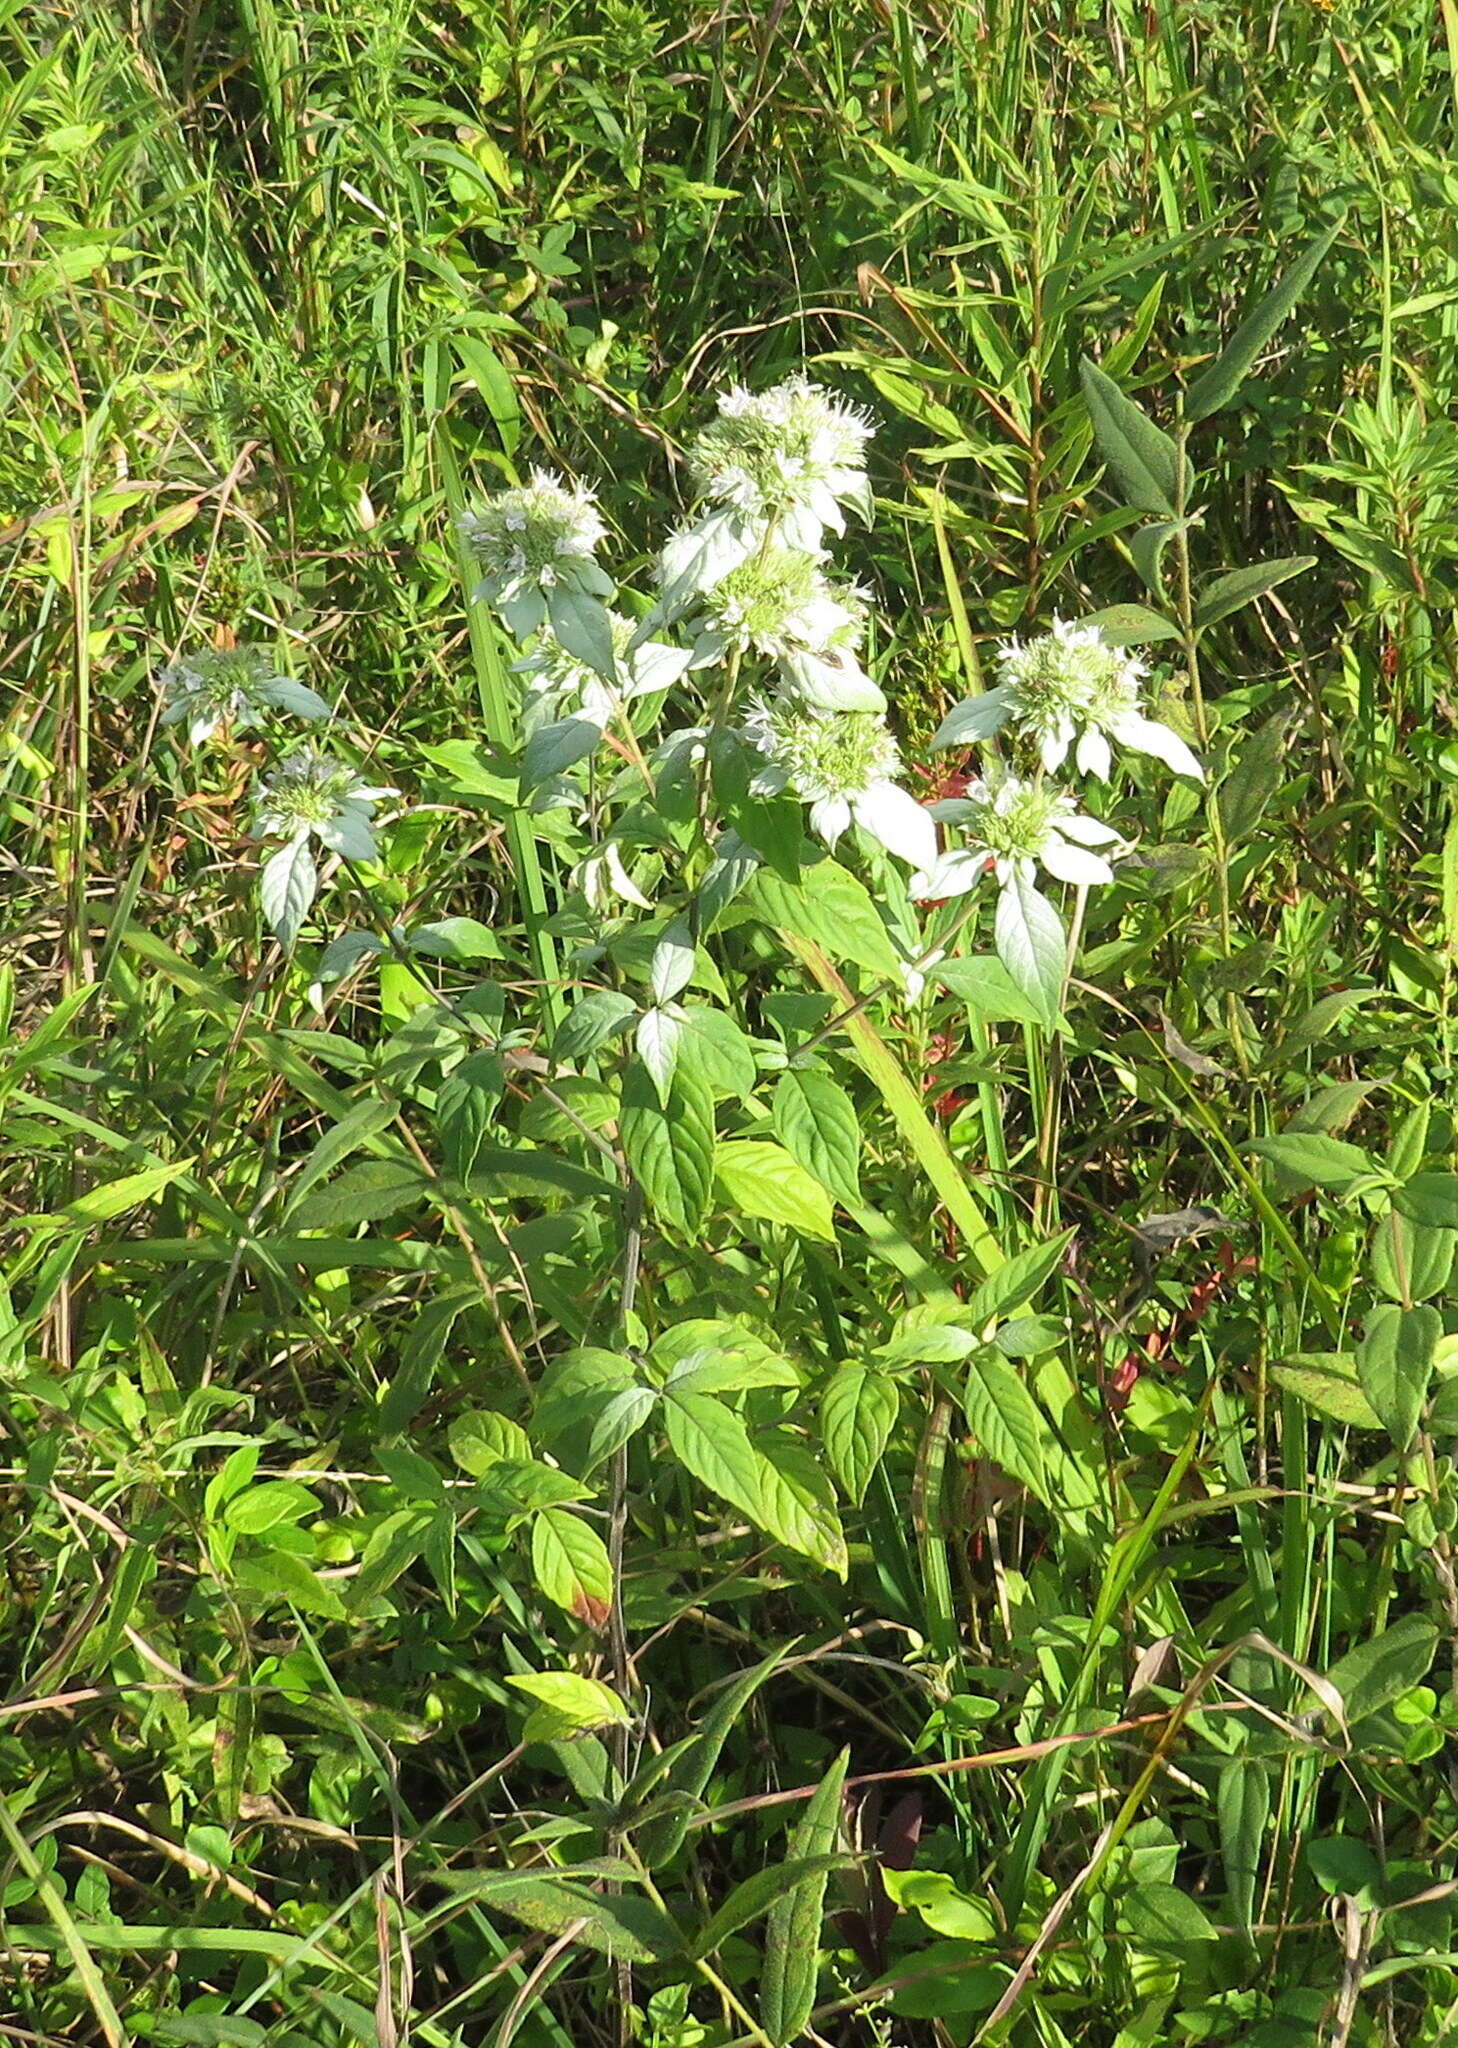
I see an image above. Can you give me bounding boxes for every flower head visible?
[743,700,936,868]
[253,748,396,862]
[692,550,884,712]
[460,469,613,637]
[934,618,1203,781]
[911,772,1123,898]
[688,374,874,549]
[154,645,330,744]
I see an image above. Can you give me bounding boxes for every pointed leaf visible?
[993,874,1065,1023]
[1356,1302,1438,1450]
[715,1139,835,1242]
[1186,218,1345,422]
[530,1509,613,1630]
[962,1349,1054,1505]
[1194,557,1315,630]
[773,1069,862,1207]
[1079,357,1179,514]
[620,1058,715,1235]
[820,1365,898,1505]
[760,1749,850,2045]
[1082,602,1181,646]
[260,835,317,948]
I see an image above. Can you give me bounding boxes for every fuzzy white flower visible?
[910,772,1123,898]
[155,645,331,744]
[688,374,874,550]
[459,469,613,640]
[934,618,1203,781]
[743,700,936,868]
[253,748,397,863]
[691,550,885,712]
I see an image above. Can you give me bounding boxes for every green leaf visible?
[1356,1302,1439,1449]
[676,1004,758,1099]
[993,874,1064,1023]
[936,954,1048,1025]
[584,1386,659,1472]
[1394,1173,1458,1229]
[1269,1354,1379,1430]
[1217,1757,1268,1943]
[436,1052,502,1180]
[715,1139,835,1242]
[621,1058,715,1236]
[1079,357,1179,514]
[963,1350,1053,1504]
[507,1671,630,1741]
[1370,1209,1456,1306]
[1247,1132,1383,1193]
[760,1748,850,2045]
[744,857,901,979]
[531,1509,613,1629]
[407,916,502,962]
[773,1069,862,1207]
[1185,217,1345,422]
[1120,1883,1217,1950]
[754,1437,848,1577]
[820,1364,898,1505]
[691,1855,853,1962]
[966,1230,1074,1329]
[224,1480,319,1534]
[62,1159,195,1224]
[1194,556,1316,631]
[448,1409,533,1474]
[233,1549,347,1621]
[260,834,317,948]
[523,715,601,789]
[631,1644,791,1866]
[1320,1614,1439,1725]
[547,585,616,678]
[484,1876,677,1962]
[662,1389,768,1526]
[551,989,639,1062]
[1081,601,1181,645]
[1215,711,1290,844]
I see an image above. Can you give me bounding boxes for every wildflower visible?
[935,618,1203,780]
[154,645,330,744]
[743,700,936,868]
[253,748,397,862]
[689,374,874,549]
[692,550,884,713]
[459,469,613,641]
[911,772,1123,898]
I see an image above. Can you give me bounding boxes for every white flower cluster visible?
[459,468,614,648]
[154,644,330,744]
[687,373,874,551]
[745,701,936,870]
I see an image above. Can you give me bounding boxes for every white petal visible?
[1057,810,1122,847]
[1041,837,1114,886]
[809,795,852,848]
[932,687,1010,749]
[604,841,654,909]
[1111,711,1204,780]
[1075,726,1112,780]
[853,782,939,868]
[1039,721,1073,773]
[909,850,988,900]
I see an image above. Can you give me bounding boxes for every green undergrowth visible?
[5,2,1458,2044]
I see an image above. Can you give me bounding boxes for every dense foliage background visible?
[6,0,1458,2043]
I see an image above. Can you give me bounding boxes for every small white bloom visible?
[154,645,331,744]
[459,468,613,638]
[253,748,397,863]
[743,700,936,869]
[934,618,1203,781]
[911,772,1123,899]
[688,374,874,549]
[691,549,886,711]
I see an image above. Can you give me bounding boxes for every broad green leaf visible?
[1320,1614,1439,1725]
[993,874,1064,1023]
[773,1069,862,1207]
[1356,1302,1438,1449]
[224,1480,319,1535]
[584,1386,659,1472]
[936,954,1048,1025]
[621,1058,715,1236]
[1194,556,1315,631]
[1216,713,1290,844]
[407,916,502,962]
[691,1855,853,1962]
[676,1004,758,1099]
[234,1549,346,1621]
[522,715,600,789]
[436,1052,502,1180]
[1082,601,1181,645]
[963,1349,1054,1504]
[449,1409,533,1474]
[662,1389,767,1526]
[1270,1354,1379,1430]
[483,1875,677,1962]
[1370,1209,1456,1305]
[291,1159,427,1230]
[551,989,638,1062]
[283,1096,400,1214]
[1246,1132,1383,1193]
[820,1364,898,1505]
[760,1748,850,2045]
[1394,1173,1458,1229]
[547,585,616,678]
[636,1006,682,1103]
[755,1437,847,1576]
[1121,1882,1217,1950]
[348,1506,433,1611]
[1185,217,1345,422]
[650,917,696,1005]
[744,857,901,979]
[531,1508,613,1629]
[966,1230,1074,1330]
[260,834,317,948]
[507,1671,631,1738]
[1079,357,1179,514]
[1217,1757,1268,1943]
[715,1138,835,1242]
